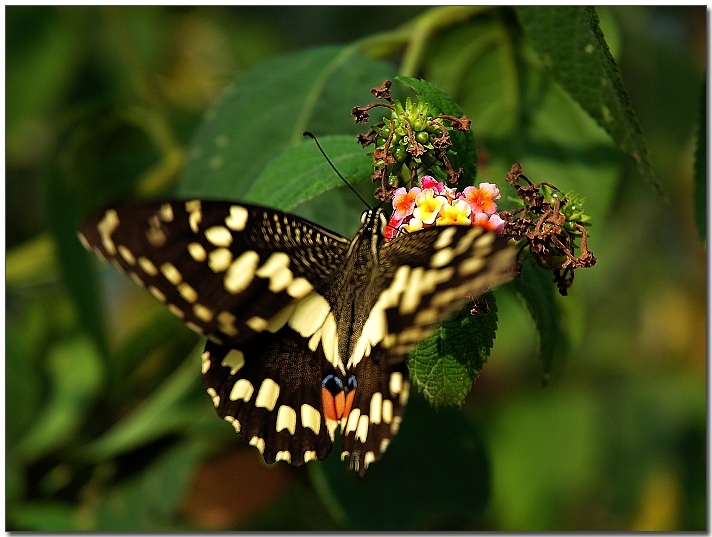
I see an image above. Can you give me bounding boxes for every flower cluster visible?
[385,176,504,240]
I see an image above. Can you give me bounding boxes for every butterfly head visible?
[359,208,388,237]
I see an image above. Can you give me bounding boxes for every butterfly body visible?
[79,199,514,475]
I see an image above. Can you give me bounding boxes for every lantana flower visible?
[462,183,501,215]
[385,175,506,241]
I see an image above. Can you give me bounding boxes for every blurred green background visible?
[6,6,706,531]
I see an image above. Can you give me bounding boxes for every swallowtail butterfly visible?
[78,199,515,475]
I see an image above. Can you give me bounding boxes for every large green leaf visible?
[245,135,373,210]
[178,46,396,200]
[511,262,567,380]
[408,292,498,407]
[514,7,656,189]
[15,336,104,463]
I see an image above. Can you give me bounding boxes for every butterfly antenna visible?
[303,131,371,209]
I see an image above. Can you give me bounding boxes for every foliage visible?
[6,5,706,531]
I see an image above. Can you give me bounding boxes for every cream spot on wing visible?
[275,451,291,463]
[148,285,166,303]
[303,450,318,463]
[160,262,182,285]
[77,232,91,250]
[364,451,376,467]
[276,405,297,435]
[225,205,248,231]
[224,415,240,433]
[430,246,454,268]
[167,303,185,319]
[255,252,293,293]
[185,200,202,233]
[201,350,211,374]
[344,408,361,435]
[288,292,330,338]
[379,438,390,453]
[217,311,238,337]
[389,372,403,397]
[188,242,207,262]
[230,379,254,402]
[434,226,457,249]
[458,255,484,276]
[193,303,213,322]
[254,378,280,411]
[382,400,393,424]
[159,203,174,222]
[97,209,119,255]
[452,227,481,255]
[301,404,321,435]
[221,349,245,375]
[286,277,314,299]
[246,316,268,333]
[224,251,260,294]
[184,321,203,334]
[117,245,136,265]
[208,247,233,273]
[178,282,198,303]
[205,225,233,247]
[249,436,265,453]
[207,387,220,407]
[355,414,369,442]
[369,392,383,425]
[138,256,158,276]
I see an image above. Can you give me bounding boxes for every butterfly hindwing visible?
[202,334,336,466]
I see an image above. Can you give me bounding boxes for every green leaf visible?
[511,262,567,381]
[408,293,498,407]
[312,393,490,530]
[244,135,372,210]
[693,80,706,243]
[178,46,396,199]
[48,163,108,356]
[396,75,478,184]
[80,343,203,462]
[8,502,81,532]
[15,335,104,462]
[514,6,656,190]
[91,441,204,531]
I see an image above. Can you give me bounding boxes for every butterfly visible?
[78,199,515,476]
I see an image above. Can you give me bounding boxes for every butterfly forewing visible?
[79,200,515,476]
[78,201,349,346]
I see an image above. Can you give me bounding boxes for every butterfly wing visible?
[78,200,350,346]
[79,200,352,464]
[338,223,515,474]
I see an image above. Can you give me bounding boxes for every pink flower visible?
[392,186,420,220]
[420,175,443,193]
[462,182,501,215]
[472,212,505,234]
